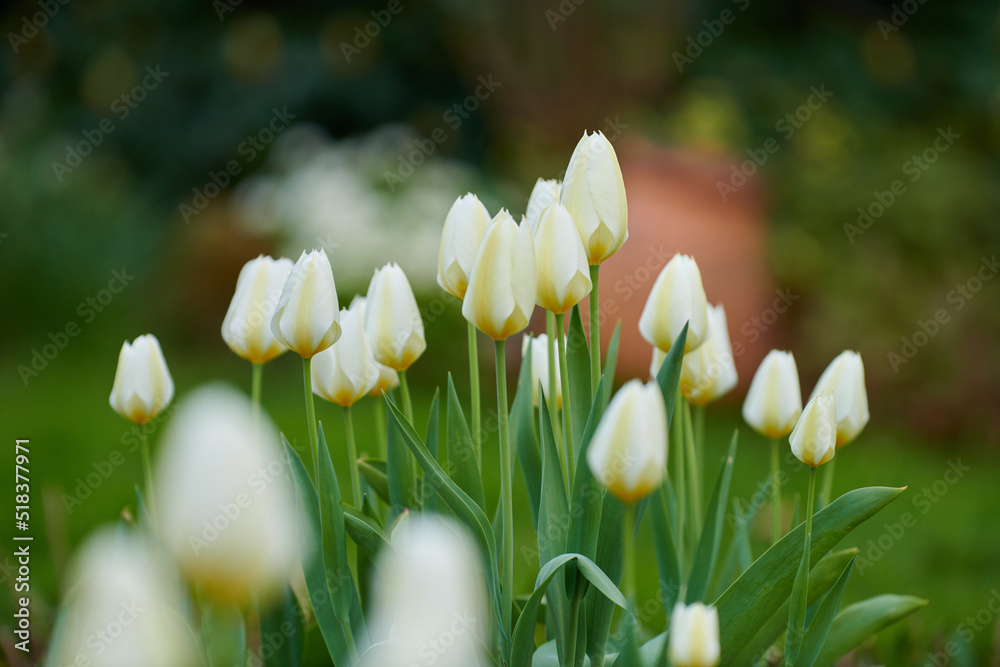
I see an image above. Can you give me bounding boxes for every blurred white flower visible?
[109,334,174,424]
[669,602,720,667]
[521,334,561,409]
[680,304,738,405]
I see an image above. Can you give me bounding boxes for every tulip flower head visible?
[462,210,537,340]
[437,193,491,300]
[639,254,710,354]
[809,351,869,446]
[270,249,341,358]
[311,303,379,407]
[109,334,174,424]
[669,602,721,667]
[680,304,738,405]
[742,350,803,438]
[789,393,837,467]
[155,385,300,603]
[524,178,561,234]
[349,296,400,396]
[522,334,561,409]
[586,380,668,502]
[560,130,629,265]
[364,262,427,371]
[221,255,294,364]
[533,202,592,313]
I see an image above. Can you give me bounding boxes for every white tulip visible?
[312,303,378,407]
[586,380,668,502]
[560,131,628,265]
[437,193,491,300]
[109,334,174,424]
[650,346,667,379]
[221,255,294,364]
[524,178,561,234]
[270,249,341,358]
[364,515,486,667]
[789,393,837,467]
[742,350,803,438]
[155,385,300,602]
[680,304,738,405]
[365,262,427,371]
[668,602,720,667]
[521,334,561,409]
[46,529,199,667]
[808,351,869,446]
[533,203,592,314]
[350,296,400,396]
[462,211,536,340]
[639,254,710,354]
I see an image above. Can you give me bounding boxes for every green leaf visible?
[512,340,542,529]
[796,553,857,667]
[585,490,625,666]
[424,388,441,513]
[261,586,303,667]
[716,486,906,663]
[602,321,622,407]
[815,595,928,665]
[649,484,682,613]
[342,503,392,563]
[446,374,487,511]
[653,323,688,428]
[686,430,738,602]
[384,389,414,519]
[201,602,245,667]
[565,376,610,563]
[357,458,390,506]
[567,305,592,457]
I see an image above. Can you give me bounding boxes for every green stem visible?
[683,398,701,545]
[467,321,482,467]
[770,438,783,544]
[674,392,686,572]
[398,370,413,424]
[819,456,836,509]
[494,339,514,644]
[303,358,320,481]
[374,399,386,457]
[588,264,601,395]
[566,592,583,667]
[786,467,817,665]
[545,312,566,488]
[623,503,637,604]
[250,363,263,415]
[139,429,156,528]
[338,616,359,663]
[556,313,576,484]
[343,406,362,507]
[694,403,705,504]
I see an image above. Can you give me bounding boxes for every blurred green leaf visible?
[815,595,929,664]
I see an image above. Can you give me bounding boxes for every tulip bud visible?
[222,255,294,364]
[366,515,487,667]
[521,334,561,409]
[586,380,668,502]
[808,351,869,446]
[462,211,537,340]
[789,393,837,467]
[109,334,174,424]
[533,203,592,314]
[270,249,341,358]
[668,602,721,667]
[155,385,301,603]
[742,350,803,438]
[351,296,400,396]
[46,529,200,667]
[312,303,378,407]
[524,178,561,234]
[639,254,710,354]
[560,131,628,264]
[437,194,491,300]
[680,304,738,405]
[364,262,427,371]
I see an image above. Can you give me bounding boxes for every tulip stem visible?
[250,363,263,418]
[694,403,706,503]
[545,312,566,486]
[770,438,782,544]
[398,370,413,423]
[494,339,514,644]
[623,502,637,604]
[819,456,835,510]
[565,591,583,667]
[374,399,386,457]
[556,313,575,483]
[683,398,701,539]
[343,406,362,507]
[785,466,817,665]
[467,321,482,466]
[673,392,686,568]
[588,264,602,395]
[302,358,320,480]
[138,429,156,528]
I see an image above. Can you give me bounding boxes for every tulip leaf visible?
[512,342,542,529]
[716,486,906,662]
[649,483,682,614]
[424,388,441,513]
[686,430,738,602]
[567,304,592,457]
[342,503,392,563]
[201,601,245,667]
[384,388,414,520]
[585,490,626,666]
[795,553,857,667]
[357,458,390,506]
[446,374,487,511]
[654,323,688,429]
[261,585,303,667]
[815,595,928,665]
[602,320,622,407]
[565,375,610,563]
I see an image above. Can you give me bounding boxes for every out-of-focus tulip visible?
[533,203,592,314]
[437,194,491,300]
[742,350,803,438]
[586,380,668,502]
[650,346,666,379]
[668,602,721,667]
[462,211,536,340]
[351,296,400,396]
[789,393,837,467]
[221,255,294,364]
[364,515,486,667]
[270,249,341,358]
[155,385,300,603]
[560,131,628,265]
[680,304,738,405]
[312,303,378,407]
[808,351,869,446]
[46,529,199,667]
[524,178,561,234]
[364,263,427,371]
[639,254,710,354]
[109,334,174,424]
[521,334,561,409]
